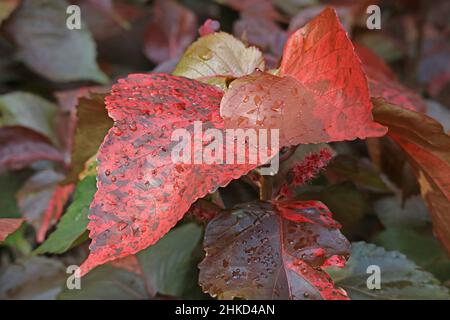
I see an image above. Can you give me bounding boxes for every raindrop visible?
[113,127,123,136]
[117,221,128,231]
[198,48,213,60]
[175,102,186,110]
[254,95,262,106]
[128,121,137,131]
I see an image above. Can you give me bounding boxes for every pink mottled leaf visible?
[80,73,272,274]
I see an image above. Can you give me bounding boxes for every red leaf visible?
[372,98,450,253]
[143,0,197,64]
[80,74,268,274]
[0,218,24,242]
[36,184,75,243]
[199,200,350,299]
[0,126,64,173]
[221,8,386,146]
[355,44,427,112]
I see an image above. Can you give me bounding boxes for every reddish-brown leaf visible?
[0,0,20,26]
[77,0,141,40]
[372,98,450,253]
[186,199,222,224]
[16,169,64,236]
[59,91,112,184]
[80,74,271,274]
[0,218,24,242]
[233,12,286,68]
[221,8,386,146]
[0,126,64,173]
[199,200,350,300]
[355,44,427,112]
[36,184,75,243]
[219,0,285,22]
[143,0,197,64]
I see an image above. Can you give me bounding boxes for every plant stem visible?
[259,175,273,201]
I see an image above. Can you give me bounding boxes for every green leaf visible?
[0,92,58,145]
[327,242,450,300]
[59,222,204,299]
[137,222,203,298]
[34,175,96,254]
[5,0,108,83]
[0,170,31,218]
[58,265,149,300]
[374,228,450,282]
[374,196,430,228]
[173,32,264,80]
[2,224,32,255]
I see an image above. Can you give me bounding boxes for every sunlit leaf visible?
[0,0,19,25]
[173,32,264,80]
